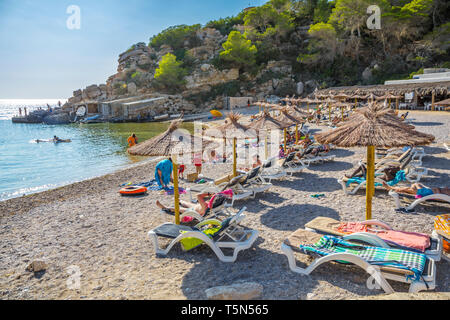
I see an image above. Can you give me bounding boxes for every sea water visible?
[0,99,192,201]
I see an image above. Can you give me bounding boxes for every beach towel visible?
[337,222,431,253]
[346,171,406,187]
[299,235,427,281]
[435,214,450,239]
[164,187,187,195]
[207,189,233,209]
[180,227,221,251]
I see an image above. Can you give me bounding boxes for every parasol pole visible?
[295,124,299,144]
[328,105,331,123]
[341,107,344,121]
[265,135,268,160]
[233,137,237,177]
[284,129,287,153]
[366,146,375,220]
[172,154,181,225]
[432,91,435,112]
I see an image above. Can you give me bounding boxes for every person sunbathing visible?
[382,182,450,198]
[345,163,400,181]
[300,144,330,158]
[156,192,213,217]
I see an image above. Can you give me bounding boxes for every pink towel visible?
[207,189,234,209]
[338,222,431,253]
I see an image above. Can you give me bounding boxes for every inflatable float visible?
[210,110,223,118]
[119,186,148,196]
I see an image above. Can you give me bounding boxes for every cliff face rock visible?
[185,68,239,91]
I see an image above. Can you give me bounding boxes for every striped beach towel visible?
[435,214,450,239]
[299,235,427,281]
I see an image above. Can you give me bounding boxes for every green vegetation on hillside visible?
[145,0,449,94]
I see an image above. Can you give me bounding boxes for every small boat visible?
[34,139,72,143]
[154,114,169,121]
[210,110,223,118]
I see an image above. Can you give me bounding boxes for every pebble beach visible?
[0,111,449,300]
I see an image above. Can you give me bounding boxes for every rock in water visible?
[205,282,263,300]
[43,113,71,125]
[26,261,47,273]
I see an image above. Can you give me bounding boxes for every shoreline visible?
[0,156,163,218]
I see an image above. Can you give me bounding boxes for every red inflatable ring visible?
[119,186,148,196]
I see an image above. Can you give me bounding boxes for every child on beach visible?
[178,164,185,180]
[193,152,203,175]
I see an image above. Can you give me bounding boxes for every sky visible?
[0,0,266,99]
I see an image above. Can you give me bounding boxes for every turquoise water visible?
[0,120,148,201]
[0,99,195,201]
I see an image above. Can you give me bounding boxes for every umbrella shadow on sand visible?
[271,172,342,192]
[422,156,450,170]
[177,235,400,299]
[260,203,340,231]
[230,193,289,214]
[307,160,354,172]
[410,121,444,127]
[422,145,448,155]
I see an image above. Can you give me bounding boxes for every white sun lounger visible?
[187,175,253,207]
[389,190,450,213]
[281,229,436,294]
[149,207,258,263]
[237,166,272,196]
[260,157,288,183]
[304,216,443,262]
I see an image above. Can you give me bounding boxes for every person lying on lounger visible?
[156,192,213,216]
[299,144,331,158]
[345,163,400,182]
[382,182,450,197]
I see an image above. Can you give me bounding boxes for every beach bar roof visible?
[315,81,450,97]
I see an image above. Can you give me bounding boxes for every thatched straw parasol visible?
[435,98,450,106]
[275,107,307,145]
[315,103,435,220]
[247,111,290,158]
[128,120,218,225]
[204,113,257,177]
[128,120,214,156]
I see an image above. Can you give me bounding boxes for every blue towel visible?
[346,170,406,187]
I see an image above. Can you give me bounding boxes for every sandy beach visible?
[0,111,449,300]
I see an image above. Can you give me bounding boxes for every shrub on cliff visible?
[219,31,257,71]
[206,14,245,36]
[153,53,187,92]
[298,22,338,65]
[150,24,201,50]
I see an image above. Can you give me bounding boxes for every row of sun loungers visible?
[339,147,429,196]
[148,143,448,294]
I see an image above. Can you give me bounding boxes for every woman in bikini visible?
[382,182,450,197]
